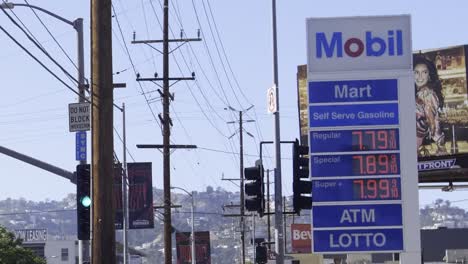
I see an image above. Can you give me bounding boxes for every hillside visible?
[0,188,466,262]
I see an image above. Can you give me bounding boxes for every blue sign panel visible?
[76,131,86,161]
[312,178,401,202]
[311,153,400,177]
[312,204,402,228]
[309,79,398,103]
[310,129,400,153]
[313,228,403,252]
[309,103,399,127]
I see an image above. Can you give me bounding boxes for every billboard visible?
[291,224,312,254]
[175,231,211,264]
[114,162,154,229]
[298,44,468,181]
[414,45,468,157]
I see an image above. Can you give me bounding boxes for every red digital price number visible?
[352,129,398,151]
[352,154,399,175]
[353,178,400,200]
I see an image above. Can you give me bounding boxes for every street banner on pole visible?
[114,162,154,229]
[176,231,211,264]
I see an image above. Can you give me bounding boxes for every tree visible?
[0,226,46,264]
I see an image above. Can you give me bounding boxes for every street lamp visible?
[171,186,196,264]
[0,2,86,101]
[0,3,87,264]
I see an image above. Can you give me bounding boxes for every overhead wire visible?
[23,0,78,71]
[151,0,226,189]
[111,3,163,130]
[140,0,157,71]
[0,25,83,100]
[170,0,241,168]
[202,0,274,168]
[199,0,244,109]
[0,6,79,86]
[189,0,237,109]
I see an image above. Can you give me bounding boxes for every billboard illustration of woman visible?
[414,45,468,158]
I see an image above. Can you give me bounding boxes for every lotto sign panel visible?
[307,15,420,257]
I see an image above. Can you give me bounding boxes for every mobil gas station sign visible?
[307,15,421,262]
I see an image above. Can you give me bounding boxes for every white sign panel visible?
[69,102,90,132]
[14,229,47,243]
[267,84,277,114]
[307,16,412,73]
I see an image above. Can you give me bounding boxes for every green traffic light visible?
[81,196,91,207]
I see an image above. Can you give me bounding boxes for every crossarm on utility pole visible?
[0,145,75,183]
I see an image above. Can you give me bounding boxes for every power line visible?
[111,3,163,131]
[0,6,79,85]
[23,0,78,71]
[0,25,82,99]
[200,0,244,109]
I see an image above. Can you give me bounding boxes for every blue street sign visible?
[312,178,401,202]
[309,103,399,127]
[310,129,400,153]
[75,131,86,161]
[311,153,400,177]
[313,228,403,252]
[309,79,398,104]
[312,204,402,228]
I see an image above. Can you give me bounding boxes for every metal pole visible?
[283,196,287,253]
[191,192,195,264]
[266,169,271,251]
[253,214,256,263]
[122,103,129,264]
[162,0,172,263]
[239,110,246,264]
[271,0,284,262]
[75,17,90,264]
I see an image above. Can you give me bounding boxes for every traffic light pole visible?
[271,0,284,262]
[266,169,271,251]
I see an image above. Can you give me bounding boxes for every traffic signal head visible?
[244,164,264,217]
[76,164,91,240]
[293,139,312,215]
[255,245,268,264]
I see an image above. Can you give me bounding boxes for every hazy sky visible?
[0,0,467,210]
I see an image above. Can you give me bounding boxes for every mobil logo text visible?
[316,30,403,58]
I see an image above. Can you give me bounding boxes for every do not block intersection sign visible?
[69,102,90,132]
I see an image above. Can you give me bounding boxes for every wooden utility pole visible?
[239,110,246,264]
[91,0,115,263]
[132,1,200,262]
[225,106,254,264]
[162,1,171,262]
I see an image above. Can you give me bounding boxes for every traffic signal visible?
[255,244,268,264]
[76,164,91,240]
[244,164,264,217]
[292,139,312,215]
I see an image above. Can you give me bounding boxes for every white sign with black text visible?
[69,102,90,132]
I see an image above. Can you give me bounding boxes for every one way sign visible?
[69,102,90,132]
